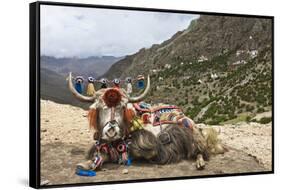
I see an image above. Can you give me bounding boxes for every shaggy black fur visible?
[129,125,209,164]
[86,124,209,166]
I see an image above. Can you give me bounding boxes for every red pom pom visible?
[102,88,122,107]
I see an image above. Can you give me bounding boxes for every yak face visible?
[88,88,135,142]
[97,104,126,142]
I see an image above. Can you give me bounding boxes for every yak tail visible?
[198,127,228,154]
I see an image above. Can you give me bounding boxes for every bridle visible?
[98,106,130,142]
[103,107,119,129]
[110,107,116,123]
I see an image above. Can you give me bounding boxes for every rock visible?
[45,119,49,122]
[40,180,50,186]
[42,129,47,133]
[122,169,129,174]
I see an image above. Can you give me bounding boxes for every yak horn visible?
[68,72,96,102]
[128,75,150,103]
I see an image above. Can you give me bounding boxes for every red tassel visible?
[88,109,98,130]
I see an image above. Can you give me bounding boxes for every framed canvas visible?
[29,1,274,188]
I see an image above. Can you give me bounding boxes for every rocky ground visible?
[40,100,272,186]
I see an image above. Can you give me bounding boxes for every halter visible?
[91,139,131,170]
[110,107,116,122]
[102,107,120,135]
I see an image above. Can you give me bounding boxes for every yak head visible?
[68,72,150,142]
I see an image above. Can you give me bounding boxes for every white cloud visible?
[40,5,198,58]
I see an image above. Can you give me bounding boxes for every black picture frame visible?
[29,1,274,189]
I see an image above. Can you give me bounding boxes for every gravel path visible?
[40,100,272,186]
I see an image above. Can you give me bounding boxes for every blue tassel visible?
[126,157,132,166]
[76,169,96,177]
[75,83,83,94]
[137,80,145,89]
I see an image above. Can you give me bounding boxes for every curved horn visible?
[68,72,96,102]
[128,75,150,103]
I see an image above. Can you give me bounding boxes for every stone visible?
[40,180,50,186]
[122,169,129,174]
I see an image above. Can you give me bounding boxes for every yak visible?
[68,72,226,171]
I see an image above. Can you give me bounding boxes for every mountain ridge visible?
[103,15,272,124]
[41,55,123,78]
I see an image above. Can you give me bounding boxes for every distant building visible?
[198,55,208,63]
[248,50,258,58]
[236,50,245,57]
[232,60,247,65]
[164,64,171,69]
[211,73,219,80]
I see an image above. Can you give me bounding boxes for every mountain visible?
[41,55,122,78]
[40,68,91,109]
[103,15,272,124]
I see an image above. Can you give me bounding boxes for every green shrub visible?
[259,117,272,124]
[251,118,257,122]
[207,115,227,125]
[246,105,254,112]
[246,116,251,122]
[257,107,265,113]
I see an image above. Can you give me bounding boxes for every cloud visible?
[41,5,198,58]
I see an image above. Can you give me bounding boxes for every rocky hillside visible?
[103,15,273,124]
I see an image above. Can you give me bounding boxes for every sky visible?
[40,5,198,58]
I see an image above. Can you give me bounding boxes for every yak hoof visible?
[196,154,205,170]
[76,160,93,170]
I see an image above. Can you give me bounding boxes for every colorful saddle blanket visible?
[133,102,193,129]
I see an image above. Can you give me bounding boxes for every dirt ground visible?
[40,100,272,186]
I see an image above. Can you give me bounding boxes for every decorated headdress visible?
[100,78,107,84]
[102,88,122,107]
[75,76,84,83]
[126,77,132,83]
[113,78,120,85]
[88,76,95,83]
